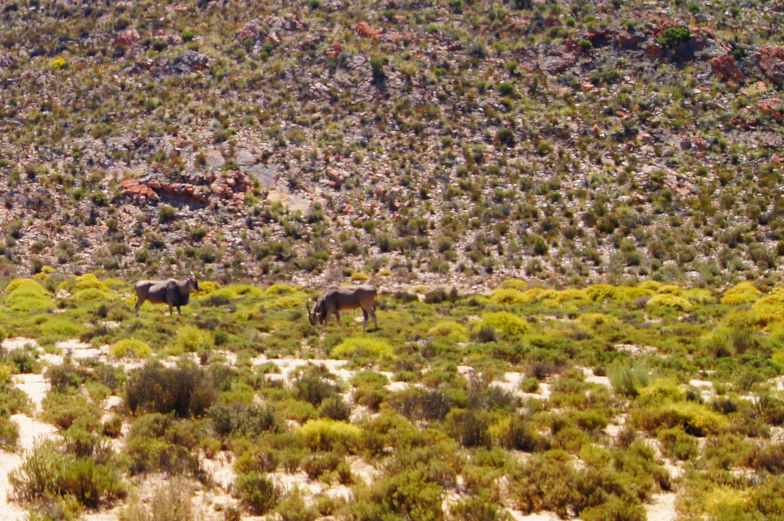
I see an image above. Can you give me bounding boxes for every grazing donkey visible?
[307,285,378,331]
[134,273,199,315]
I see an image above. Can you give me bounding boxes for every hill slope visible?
[1,0,783,288]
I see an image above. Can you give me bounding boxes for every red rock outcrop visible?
[122,170,250,209]
[355,21,382,39]
[710,55,743,81]
[114,28,140,47]
[757,47,784,85]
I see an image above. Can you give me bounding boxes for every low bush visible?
[234,471,277,514]
[331,336,393,359]
[489,415,549,452]
[121,477,194,521]
[635,401,729,436]
[609,364,650,398]
[351,371,389,411]
[10,439,125,508]
[0,414,19,450]
[110,338,152,358]
[303,451,352,483]
[388,388,451,421]
[721,282,761,305]
[646,294,693,314]
[657,427,699,461]
[319,395,352,421]
[428,321,469,342]
[349,469,444,521]
[40,392,101,430]
[4,278,54,312]
[169,326,214,354]
[297,418,362,452]
[293,365,340,406]
[475,312,529,339]
[209,401,278,437]
[125,361,217,417]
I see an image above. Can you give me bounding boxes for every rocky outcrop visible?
[121,170,250,209]
[756,47,784,85]
[114,28,140,47]
[355,21,382,39]
[710,55,743,82]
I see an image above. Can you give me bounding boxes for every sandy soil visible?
[646,492,678,521]
[0,338,682,521]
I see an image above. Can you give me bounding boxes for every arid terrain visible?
[0,0,783,288]
[2,1,784,521]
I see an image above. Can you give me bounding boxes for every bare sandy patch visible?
[507,510,561,521]
[56,339,105,360]
[12,373,50,410]
[0,450,26,521]
[1,337,39,351]
[645,492,677,521]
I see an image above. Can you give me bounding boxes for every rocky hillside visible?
[1,0,783,289]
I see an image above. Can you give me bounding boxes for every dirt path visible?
[0,370,58,520]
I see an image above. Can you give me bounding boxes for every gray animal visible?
[307,284,378,331]
[134,274,199,315]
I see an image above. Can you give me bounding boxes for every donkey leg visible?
[362,308,369,331]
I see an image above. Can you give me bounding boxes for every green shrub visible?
[428,321,468,342]
[489,288,527,305]
[388,388,451,422]
[267,284,297,295]
[110,338,152,358]
[658,26,690,48]
[293,365,339,406]
[721,282,761,305]
[125,361,217,417]
[40,392,101,430]
[646,293,693,314]
[39,316,85,338]
[0,414,19,450]
[209,402,278,437]
[351,469,444,521]
[297,418,362,451]
[10,439,125,508]
[476,312,529,339]
[5,278,54,311]
[303,451,352,484]
[658,427,699,460]
[449,496,510,521]
[332,336,393,359]
[121,477,194,521]
[170,326,214,354]
[319,395,351,421]
[609,364,650,398]
[234,471,277,514]
[635,401,728,436]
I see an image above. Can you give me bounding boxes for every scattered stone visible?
[114,28,140,47]
[537,49,576,74]
[741,80,768,96]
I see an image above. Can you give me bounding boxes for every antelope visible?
[134,274,199,315]
[307,285,378,331]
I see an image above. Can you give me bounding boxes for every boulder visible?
[205,149,225,169]
[757,47,784,85]
[710,55,743,82]
[355,21,382,39]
